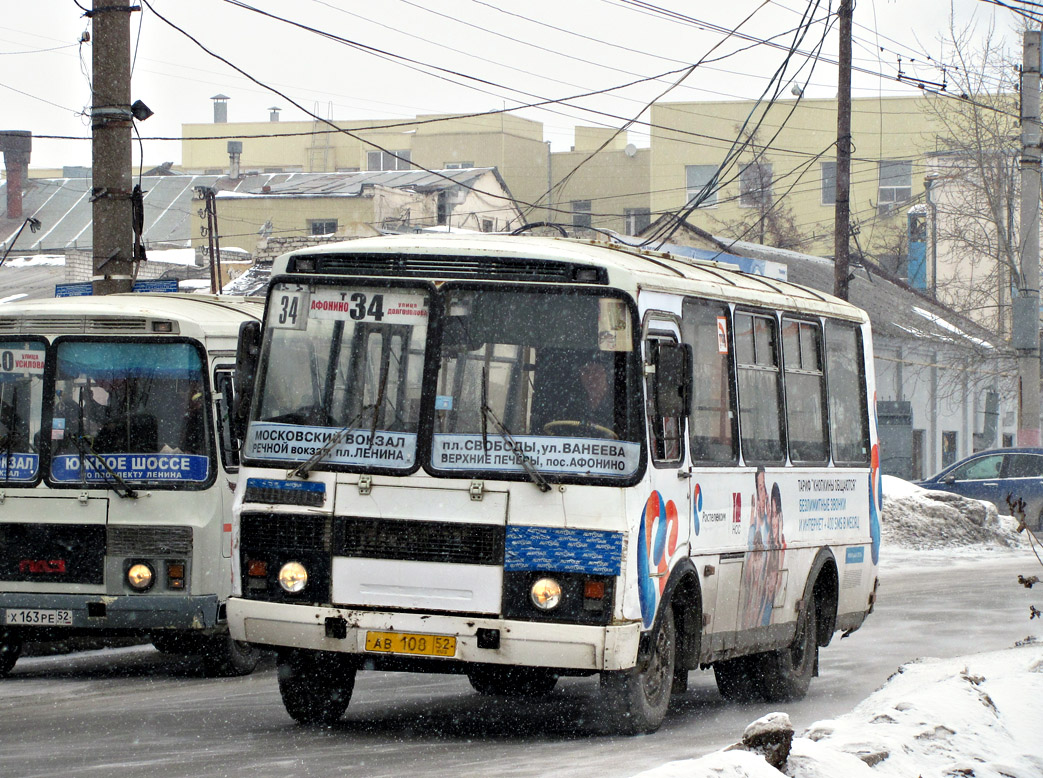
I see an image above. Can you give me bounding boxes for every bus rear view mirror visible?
[232,320,261,441]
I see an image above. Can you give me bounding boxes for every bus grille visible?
[240,513,329,551]
[107,526,193,556]
[0,523,105,584]
[332,517,504,566]
[289,253,608,285]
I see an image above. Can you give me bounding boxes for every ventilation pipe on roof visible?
[227,141,242,179]
[269,107,281,122]
[212,94,230,123]
[0,131,31,220]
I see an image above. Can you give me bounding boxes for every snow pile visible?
[634,639,1043,778]
[880,475,1023,551]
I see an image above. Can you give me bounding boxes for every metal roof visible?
[0,169,503,254]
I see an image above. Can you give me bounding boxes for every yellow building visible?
[181,107,652,236]
[649,95,945,258]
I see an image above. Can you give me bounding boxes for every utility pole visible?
[833,0,853,301]
[91,0,136,295]
[1015,30,1041,446]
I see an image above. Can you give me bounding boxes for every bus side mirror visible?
[653,342,692,418]
[232,320,261,442]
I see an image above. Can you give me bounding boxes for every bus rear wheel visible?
[0,629,21,677]
[600,606,675,735]
[759,598,818,702]
[277,650,356,725]
[467,666,558,696]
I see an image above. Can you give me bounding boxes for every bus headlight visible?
[530,577,562,610]
[277,561,308,593]
[127,563,154,592]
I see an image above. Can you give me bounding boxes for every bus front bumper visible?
[228,597,642,672]
[0,593,221,633]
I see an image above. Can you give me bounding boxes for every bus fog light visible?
[127,563,154,591]
[277,561,308,593]
[530,577,562,610]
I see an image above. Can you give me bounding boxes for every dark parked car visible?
[916,447,1043,529]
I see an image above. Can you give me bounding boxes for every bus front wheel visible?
[277,650,356,725]
[201,635,261,677]
[600,607,675,735]
[0,629,21,677]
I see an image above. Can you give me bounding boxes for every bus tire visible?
[713,655,760,702]
[0,629,21,677]
[759,597,818,702]
[277,650,356,725]
[600,606,675,735]
[201,635,261,677]
[467,666,558,697]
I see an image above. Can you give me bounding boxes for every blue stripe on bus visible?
[245,478,325,494]
[504,526,623,576]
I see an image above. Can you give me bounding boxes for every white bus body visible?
[228,234,881,733]
[0,293,264,676]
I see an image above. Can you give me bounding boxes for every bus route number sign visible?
[269,288,309,330]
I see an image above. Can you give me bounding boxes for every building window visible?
[445,161,474,169]
[878,159,912,212]
[572,200,592,230]
[739,162,773,208]
[367,150,412,171]
[308,219,338,236]
[685,164,718,207]
[624,208,651,235]
[821,160,836,205]
[942,430,958,468]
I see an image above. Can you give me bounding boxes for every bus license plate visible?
[365,631,456,657]
[5,609,73,626]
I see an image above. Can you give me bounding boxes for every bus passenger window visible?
[681,300,737,464]
[734,312,785,464]
[782,318,828,463]
[645,337,684,464]
[825,320,869,464]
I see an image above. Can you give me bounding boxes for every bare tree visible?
[922,19,1022,337]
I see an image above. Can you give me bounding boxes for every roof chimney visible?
[0,131,31,220]
[211,94,230,123]
[268,107,281,122]
[227,140,242,179]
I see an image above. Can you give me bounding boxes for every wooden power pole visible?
[833,0,853,301]
[90,0,136,295]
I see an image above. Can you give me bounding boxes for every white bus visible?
[0,293,264,676]
[228,234,881,733]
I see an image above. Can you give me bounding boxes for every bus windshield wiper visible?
[480,402,551,493]
[290,355,393,480]
[287,405,369,480]
[74,435,138,499]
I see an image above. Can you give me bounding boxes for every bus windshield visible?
[0,340,46,483]
[429,286,642,480]
[48,340,210,485]
[245,282,431,471]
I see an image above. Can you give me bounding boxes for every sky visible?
[1,0,1025,171]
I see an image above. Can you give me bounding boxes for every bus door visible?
[640,312,690,617]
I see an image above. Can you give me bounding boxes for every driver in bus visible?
[577,354,614,431]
